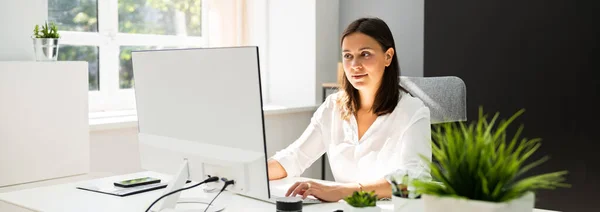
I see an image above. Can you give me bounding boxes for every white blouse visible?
[271,90,432,183]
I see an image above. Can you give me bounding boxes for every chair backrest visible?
[399,76,467,124]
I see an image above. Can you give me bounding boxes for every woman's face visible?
[341,32,394,92]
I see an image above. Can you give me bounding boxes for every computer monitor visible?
[131,47,270,211]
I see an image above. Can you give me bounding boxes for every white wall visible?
[90,127,141,174]
[0,0,47,61]
[339,0,424,77]
[267,0,340,107]
[89,110,322,179]
[266,0,316,107]
[315,0,340,103]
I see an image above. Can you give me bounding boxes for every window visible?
[57,45,100,90]
[49,0,206,112]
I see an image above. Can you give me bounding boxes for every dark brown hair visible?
[337,17,403,120]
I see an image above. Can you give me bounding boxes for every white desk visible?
[0,172,558,212]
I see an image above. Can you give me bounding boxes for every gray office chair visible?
[400,76,467,124]
[399,76,467,178]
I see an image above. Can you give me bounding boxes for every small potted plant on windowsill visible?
[32,21,61,61]
[343,191,381,212]
[413,108,570,212]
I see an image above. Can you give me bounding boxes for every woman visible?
[267,17,432,202]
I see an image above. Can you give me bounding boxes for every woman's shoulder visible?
[312,92,340,118]
[322,91,341,109]
[398,89,426,108]
[394,90,430,121]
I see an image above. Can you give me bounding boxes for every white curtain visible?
[205,0,256,47]
[203,0,269,101]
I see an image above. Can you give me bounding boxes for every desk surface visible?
[0,171,558,212]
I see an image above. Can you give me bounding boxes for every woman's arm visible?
[268,159,288,180]
[269,120,326,180]
[268,97,332,180]
[286,178,392,202]
[354,110,432,199]
[358,107,431,199]
[358,178,393,198]
[395,107,432,179]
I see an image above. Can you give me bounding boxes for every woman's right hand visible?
[285,180,356,202]
[268,159,288,180]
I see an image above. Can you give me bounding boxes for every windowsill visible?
[89,104,319,132]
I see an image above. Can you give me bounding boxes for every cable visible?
[145,176,219,212]
[203,178,235,212]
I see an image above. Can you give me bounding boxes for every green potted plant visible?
[387,172,423,211]
[343,191,381,212]
[413,108,569,212]
[32,21,61,61]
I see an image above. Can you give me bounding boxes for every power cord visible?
[203,178,235,212]
[145,176,219,212]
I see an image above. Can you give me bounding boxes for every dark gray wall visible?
[339,0,424,77]
[425,0,599,211]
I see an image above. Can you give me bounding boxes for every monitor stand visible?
[150,159,226,212]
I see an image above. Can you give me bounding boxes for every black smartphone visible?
[114,177,161,188]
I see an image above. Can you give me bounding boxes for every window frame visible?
[57,0,209,112]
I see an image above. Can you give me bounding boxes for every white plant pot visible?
[423,192,535,212]
[343,202,382,212]
[392,195,423,211]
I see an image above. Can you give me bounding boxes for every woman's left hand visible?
[285,181,356,202]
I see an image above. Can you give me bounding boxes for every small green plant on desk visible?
[345,191,377,207]
[343,191,381,212]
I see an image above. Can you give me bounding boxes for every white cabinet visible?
[0,61,90,187]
